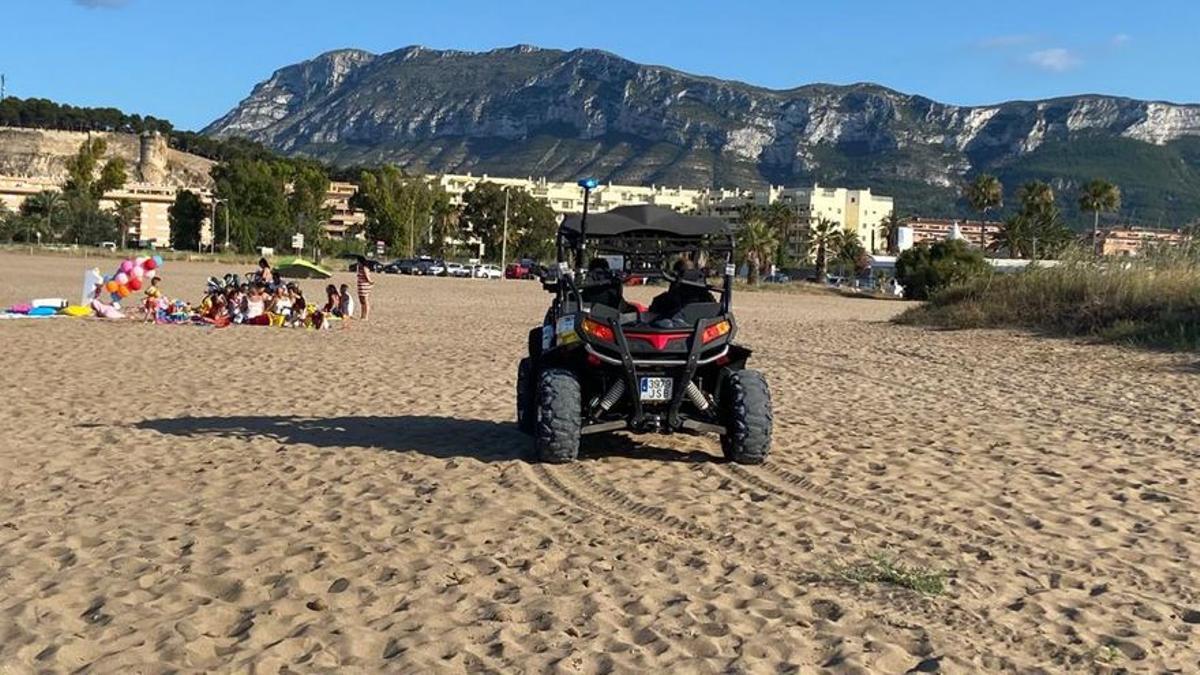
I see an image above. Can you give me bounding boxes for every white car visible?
[474,264,503,279]
[444,262,471,278]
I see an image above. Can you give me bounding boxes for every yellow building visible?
[701,184,895,257]
[324,181,366,239]
[432,173,710,215]
[0,175,209,247]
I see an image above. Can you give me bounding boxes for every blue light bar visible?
[577,177,599,190]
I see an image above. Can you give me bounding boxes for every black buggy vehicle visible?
[516,193,772,464]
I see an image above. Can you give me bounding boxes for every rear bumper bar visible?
[584,344,729,368]
[581,418,726,436]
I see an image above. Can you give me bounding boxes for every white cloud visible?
[1027,48,1082,72]
[976,34,1036,49]
[72,0,129,8]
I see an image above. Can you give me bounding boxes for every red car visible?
[505,262,533,279]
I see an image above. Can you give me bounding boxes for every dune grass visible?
[897,248,1200,351]
[838,554,947,596]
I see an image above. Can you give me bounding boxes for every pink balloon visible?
[115,272,129,285]
[135,256,148,267]
[132,266,145,280]
[119,260,133,274]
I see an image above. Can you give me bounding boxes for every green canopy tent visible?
[274,256,333,280]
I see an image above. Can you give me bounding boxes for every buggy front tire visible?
[720,369,773,465]
[516,357,536,435]
[536,369,582,463]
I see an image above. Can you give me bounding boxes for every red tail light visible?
[701,320,731,344]
[582,317,615,343]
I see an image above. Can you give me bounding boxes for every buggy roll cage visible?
[552,193,737,316]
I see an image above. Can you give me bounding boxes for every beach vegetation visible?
[898,245,1200,351]
[736,206,779,285]
[168,190,206,252]
[838,554,946,596]
[809,217,840,284]
[1078,179,1121,254]
[895,238,988,300]
[963,173,1003,250]
[459,181,557,262]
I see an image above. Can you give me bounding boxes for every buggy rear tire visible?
[536,369,582,463]
[516,357,536,435]
[719,369,772,465]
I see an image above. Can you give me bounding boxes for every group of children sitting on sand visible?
[90,267,353,330]
[189,278,354,329]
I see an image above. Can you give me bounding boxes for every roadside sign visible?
[376,240,385,257]
[292,233,305,251]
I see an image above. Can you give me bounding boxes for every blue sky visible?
[2,0,1196,131]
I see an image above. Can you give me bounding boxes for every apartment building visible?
[324,181,366,239]
[433,173,709,215]
[901,217,1003,250]
[701,184,895,257]
[1097,226,1190,256]
[0,175,208,246]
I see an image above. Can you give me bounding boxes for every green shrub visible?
[894,239,989,300]
[898,248,1200,351]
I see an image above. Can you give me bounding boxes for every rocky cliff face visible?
[0,127,215,188]
[205,45,1200,222]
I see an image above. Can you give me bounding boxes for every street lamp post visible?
[210,197,228,253]
[500,188,510,280]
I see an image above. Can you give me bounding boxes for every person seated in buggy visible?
[647,258,716,327]
[579,257,639,314]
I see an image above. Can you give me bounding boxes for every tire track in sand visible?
[558,462,1085,668]
[720,461,1193,611]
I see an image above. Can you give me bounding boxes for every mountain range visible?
[204,45,1200,226]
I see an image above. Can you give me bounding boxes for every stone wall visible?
[0,126,214,188]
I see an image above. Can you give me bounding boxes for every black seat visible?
[676,302,723,324]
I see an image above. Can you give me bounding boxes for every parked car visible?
[475,264,503,279]
[98,241,117,251]
[505,262,533,279]
[413,259,444,276]
[417,257,446,276]
[444,262,471,278]
[382,258,421,275]
[764,272,791,284]
[352,259,385,273]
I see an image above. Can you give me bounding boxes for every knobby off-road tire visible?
[516,358,536,435]
[720,369,773,465]
[536,368,582,463]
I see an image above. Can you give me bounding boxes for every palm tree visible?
[113,198,140,249]
[808,216,840,284]
[0,203,14,243]
[879,212,904,254]
[1018,180,1055,215]
[764,201,796,267]
[963,174,1003,252]
[1078,179,1121,256]
[992,213,1031,258]
[21,190,65,243]
[737,215,779,285]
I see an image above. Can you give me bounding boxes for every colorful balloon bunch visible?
[103,255,163,303]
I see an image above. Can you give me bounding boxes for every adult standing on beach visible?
[356,257,374,321]
[258,258,275,289]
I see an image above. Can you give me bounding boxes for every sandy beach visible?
[0,250,1197,673]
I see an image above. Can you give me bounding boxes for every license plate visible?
[639,377,673,402]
